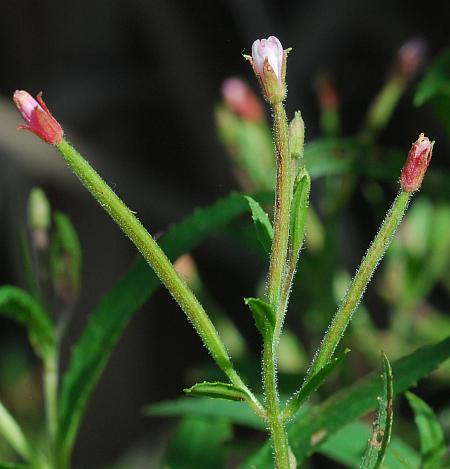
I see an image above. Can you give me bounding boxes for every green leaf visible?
[184,381,248,401]
[290,170,311,257]
[284,349,349,417]
[405,392,445,469]
[360,352,393,469]
[0,286,55,360]
[321,421,419,469]
[244,195,273,254]
[414,50,450,106]
[145,397,265,430]
[58,191,272,459]
[244,297,275,337]
[165,416,232,469]
[239,336,450,468]
[50,211,82,301]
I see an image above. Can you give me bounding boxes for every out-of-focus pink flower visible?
[400,133,434,192]
[251,36,284,85]
[394,38,427,80]
[222,78,265,122]
[315,75,339,110]
[13,90,63,145]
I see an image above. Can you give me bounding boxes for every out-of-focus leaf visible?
[0,463,30,469]
[360,352,393,469]
[245,196,273,254]
[184,382,248,402]
[244,297,275,338]
[405,392,445,469]
[284,349,349,418]
[50,211,82,302]
[414,50,450,106]
[321,421,419,469]
[239,336,450,468]
[57,191,272,459]
[145,397,265,430]
[0,286,55,360]
[165,416,232,469]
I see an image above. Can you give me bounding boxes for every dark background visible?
[0,1,449,467]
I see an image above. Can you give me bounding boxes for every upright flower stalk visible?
[247,37,293,468]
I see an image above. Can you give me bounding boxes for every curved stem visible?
[55,139,261,411]
[43,352,58,450]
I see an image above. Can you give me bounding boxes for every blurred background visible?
[0,1,449,467]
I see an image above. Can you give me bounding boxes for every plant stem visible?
[263,335,291,468]
[43,352,58,446]
[305,190,411,383]
[0,400,32,461]
[55,139,263,417]
[267,102,291,315]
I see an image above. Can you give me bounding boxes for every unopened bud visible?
[222,77,265,122]
[315,74,339,110]
[245,36,289,104]
[400,133,434,192]
[13,91,63,145]
[28,187,50,249]
[289,111,305,158]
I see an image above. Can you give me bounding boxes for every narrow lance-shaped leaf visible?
[245,195,273,254]
[0,286,55,360]
[184,381,249,402]
[360,352,394,469]
[405,391,445,469]
[244,297,275,338]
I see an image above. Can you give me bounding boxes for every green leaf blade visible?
[184,381,248,402]
[405,392,445,469]
[244,195,273,254]
[244,297,275,337]
[360,352,394,469]
[0,286,55,360]
[290,170,311,257]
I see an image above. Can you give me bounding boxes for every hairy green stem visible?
[267,102,292,314]
[303,190,411,386]
[55,139,263,417]
[263,335,291,468]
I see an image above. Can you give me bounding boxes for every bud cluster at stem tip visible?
[13,90,63,145]
[245,36,290,105]
[400,133,434,192]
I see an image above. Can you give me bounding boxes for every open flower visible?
[13,90,63,145]
[400,133,434,192]
[246,36,289,104]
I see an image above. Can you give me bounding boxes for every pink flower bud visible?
[246,36,288,104]
[222,77,265,122]
[251,36,283,84]
[13,90,63,145]
[400,133,434,192]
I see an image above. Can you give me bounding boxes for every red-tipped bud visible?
[400,133,434,192]
[13,90,63,145]
[222,77,265,122]
[245,36,289,104]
